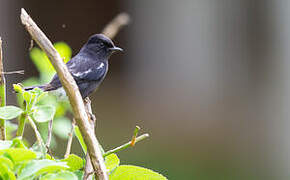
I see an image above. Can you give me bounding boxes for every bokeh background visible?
[1,0,290,179]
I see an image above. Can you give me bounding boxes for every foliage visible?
[0,43,167,179]
[0,138,166,179]
[19,43,72,144]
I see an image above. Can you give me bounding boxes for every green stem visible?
[103,134,149,157]
[0,119,5,140]
[131,126,140,146]
[27,116,44,145]
[16,113,27,137]
[0,84,6,140]
[0,37,6,140]
[27,116,46,157]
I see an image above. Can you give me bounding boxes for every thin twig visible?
[20,8,108,180]
[0,37,6,140]
[3,70,24,75]
[27,116,44,145]
[103,133,149,158]
[46,119,53,148]
[27,116,46,157]
[102,12,131,39]
[64,119,75,159]
[29,39,34,51]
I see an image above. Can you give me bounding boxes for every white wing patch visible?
[73,68,93,77]
[97,62,104,69]
[72,63,104,77]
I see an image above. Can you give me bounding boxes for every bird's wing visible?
[68,59,107,82]
[48,56,107,89]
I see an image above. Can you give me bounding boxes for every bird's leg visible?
[89,113,96,124]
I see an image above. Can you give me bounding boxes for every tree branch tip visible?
[143,133,150,138]
[21,8,29,16]
[20,8,28,22]
[117,12,131,25]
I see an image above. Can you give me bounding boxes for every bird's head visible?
[82,34,123,59]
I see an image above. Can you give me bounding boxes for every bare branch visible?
[103,133,149,158]
[20,8,108,180]
[64,120,75,159]
[102,12,130,39]
[28,116,44,146]
[3,70,24,75]
[45,119,53,148]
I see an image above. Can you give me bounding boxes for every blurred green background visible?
[1,0,290,179]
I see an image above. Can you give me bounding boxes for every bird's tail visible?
[24,85,47,91]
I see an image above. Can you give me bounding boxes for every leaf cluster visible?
[0,138,166,180]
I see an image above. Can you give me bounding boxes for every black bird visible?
[24,34,123,99]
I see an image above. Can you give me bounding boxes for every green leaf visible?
[21,77,40,87]
[30,87,43,96]
[0,156,14,170]
[6,122,18,140]
[73,170,84,180]
[54,42,72,63]
[74,126,87,153]
[30,142,47,159]
[105,153,120,173]
[11,137,26,148]
[40,171,78,180]
[45,154,55,160]
[0,148,36,163]
[30,42,72,83]
[0,106,23,120]
[0,140,12,150]
[55,101,70,118]
[19,78,40,108]
[13,84,23,94]
[18,159,69,180]
[30,47,55,81]
[0,163,16,180]
[109,165,167,180]
[53,117,71,139]
[61,154,84,171]
[33,105,55,123]
[23,91,32,104]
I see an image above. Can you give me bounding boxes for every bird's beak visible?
[109,46,123,52]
